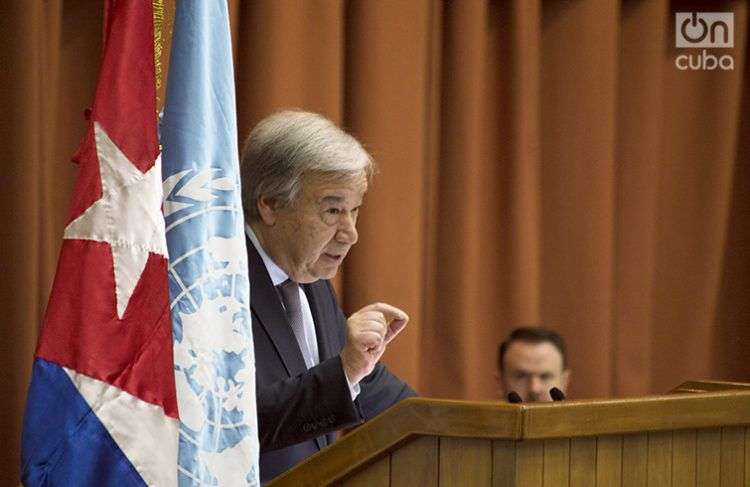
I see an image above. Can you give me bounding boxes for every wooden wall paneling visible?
[391,435,438,487]
[492,439,516,487]
[595,435,622,486]
[542,438,570,485]
[621,433,647,486]
[646,431,672,486]
[720,426,746,487]
[569,436,596,487]
[696,428,721,485]
[439,437,492,486]
[515,440,543,487]
[670,429,696,486]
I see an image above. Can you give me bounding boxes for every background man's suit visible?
[248,239,416,482]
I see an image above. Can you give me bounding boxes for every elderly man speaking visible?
[241,110,416,482]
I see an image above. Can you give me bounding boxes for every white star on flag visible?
[64,121,168,318]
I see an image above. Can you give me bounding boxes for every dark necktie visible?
[277,279,315,369]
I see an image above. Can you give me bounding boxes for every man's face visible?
[257,171,367,283]
[499,341,570,402]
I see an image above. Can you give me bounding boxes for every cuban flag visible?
[161,1,259,485]
[21,1,179,486]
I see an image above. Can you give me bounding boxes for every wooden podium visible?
[268,380,750,486]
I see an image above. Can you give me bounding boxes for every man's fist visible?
[340,303,409,385]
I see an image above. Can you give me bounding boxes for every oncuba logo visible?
[675,12,734,70]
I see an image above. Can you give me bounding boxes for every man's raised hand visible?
[340,303,409,384]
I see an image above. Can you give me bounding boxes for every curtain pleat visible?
[648,0,748,392]
[504,0,542,326]
[343,0,435,384]
[613,0,667,397]
[1,2,45,484]
[539,0,620,398]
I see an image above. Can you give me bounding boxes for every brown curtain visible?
[3,0,749,483]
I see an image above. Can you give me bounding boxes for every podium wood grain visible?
[390,435,437,487]
[593,436,620,486]
[569,437,596,486]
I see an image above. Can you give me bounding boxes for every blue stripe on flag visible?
[21,359,146,486]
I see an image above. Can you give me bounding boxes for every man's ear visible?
[257,196,278,225]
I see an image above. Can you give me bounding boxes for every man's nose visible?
[336,212,358,245]
[529,376,544,394]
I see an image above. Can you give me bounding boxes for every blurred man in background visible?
[497,327,570,402]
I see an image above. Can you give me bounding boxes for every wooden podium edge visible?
[521,389,750,439]
[670,379,750,393]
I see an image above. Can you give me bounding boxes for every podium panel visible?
[268,381,750,486]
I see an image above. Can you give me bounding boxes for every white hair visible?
[240,110,375,220]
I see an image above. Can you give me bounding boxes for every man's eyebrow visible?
[319,195,345,203]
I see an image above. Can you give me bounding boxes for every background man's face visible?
[499,341,570,402]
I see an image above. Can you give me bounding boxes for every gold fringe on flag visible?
[153,0,164,91]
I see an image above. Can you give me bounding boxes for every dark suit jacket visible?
[248,239,416,483]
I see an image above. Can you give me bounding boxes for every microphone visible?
[549,387,566,401]
[507,391,523,403]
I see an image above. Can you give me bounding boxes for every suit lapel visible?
[303,281,338,451]
[247,237,307,378]
[303,282,336,362]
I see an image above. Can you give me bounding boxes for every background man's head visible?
[497,327,570,402]
[240,110,375,283]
